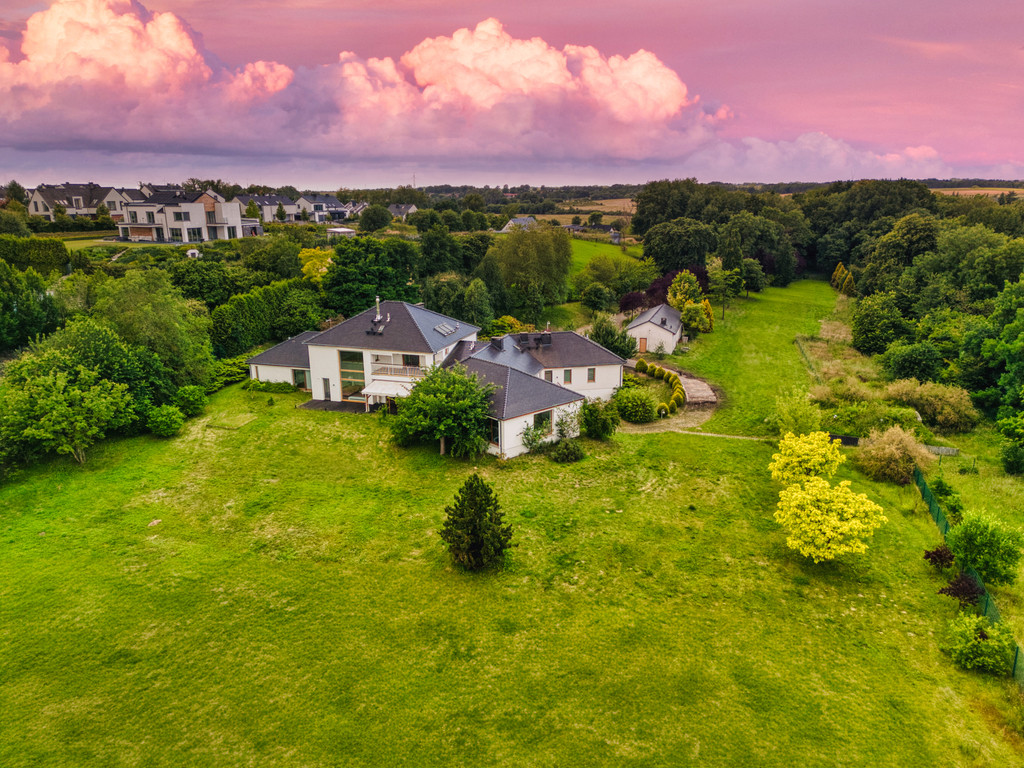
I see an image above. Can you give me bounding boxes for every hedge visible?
[0,235,70,274]
[211,279,316,358]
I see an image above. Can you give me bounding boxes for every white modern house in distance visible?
[118,190,247,243]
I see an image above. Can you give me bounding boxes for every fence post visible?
[1014,646,1020,678]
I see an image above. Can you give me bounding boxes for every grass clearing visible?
[3,278,1023,766]
[667,281,837,437]
[569,238,643,277]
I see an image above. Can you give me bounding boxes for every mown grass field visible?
[2,279,1023,766]
[569,238,643,277]
[667,281,837,437]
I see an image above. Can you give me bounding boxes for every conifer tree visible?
[440,474,512,570]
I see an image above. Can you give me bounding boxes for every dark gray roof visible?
[464,335,544,375]
[132,190,204,206]
[490,331,624,369]
[234,194,295,206]
[300,194,344,208]
[462,359,582,420]
[501,216,538,231]
[306,301,478,353]
[628,304,682,334]
[246,331,318,368]
[34,183,113,209]
[118,188,146,201]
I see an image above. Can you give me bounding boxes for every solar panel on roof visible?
[435,322,456,336]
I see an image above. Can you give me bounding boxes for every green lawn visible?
[669,281,837,436]
[569,239,643,277]
[1,385,1022,766]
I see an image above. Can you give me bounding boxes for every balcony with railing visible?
[370,363,423,378]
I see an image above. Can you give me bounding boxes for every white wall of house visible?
[540,363,621,400]
[250,364,309,386]
[627,322,681,355]
[488,400,582,459]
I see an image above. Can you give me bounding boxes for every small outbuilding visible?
[246,331,318,389]
[626,304,684,355]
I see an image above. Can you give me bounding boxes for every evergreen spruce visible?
[439,474,512,570]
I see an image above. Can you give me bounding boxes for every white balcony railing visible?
[371,364,423,378]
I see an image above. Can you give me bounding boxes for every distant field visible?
[3,278,1022,765]
[63,239,174,252]
[931,187,1021,197]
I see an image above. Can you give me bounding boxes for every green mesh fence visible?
[914,467,1024,687]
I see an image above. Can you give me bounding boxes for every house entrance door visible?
[322,378,331,400]
[638,337,647,353]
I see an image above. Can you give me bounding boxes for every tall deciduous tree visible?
[586,314,637,359]
[439,473,512,570]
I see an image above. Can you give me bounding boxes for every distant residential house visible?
[140,183,183,198]
[232,194,299,222]
[28,183,125,221]
[626,304,684,354]
[340,201,369,218]
[500,216,539,233]
[387,204,418,221]
[296,194,346,223]
[118,190,246,243]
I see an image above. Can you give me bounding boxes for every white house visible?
[28,183,126,221]
[626,304,684,355]
[118,190,246,243]
[447,331,624,400]
[297,194,347,223]
[388,204,418,221]
[304,300,480,408]
[244,301,624,458]
[232,194,300,223]
[500,216,539,233]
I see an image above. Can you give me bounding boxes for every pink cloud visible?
[0,0,1017,185]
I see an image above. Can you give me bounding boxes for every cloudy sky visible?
[1,0,1021,189]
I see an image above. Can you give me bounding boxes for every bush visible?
[614,388,657,423]
[924,544,955,570]
[634,358,648,373]
[207,354,251,392]
[520,424,547,453]
[550,439,585,463]
[147,404,185,438]
[668,400,678,414]
[657,402,669,418]
[880,341,944,382]
[822,402,927,439]
[174,385,208,417]
[439,474,512,571]
[883,379,979,433]
[1002,440,1024,475]
[856,426,934,484]
[942,614,1016,675]
[581,399,619,440]
[769,389,822,436]
[619,373,644,390]
[946,513,1024,586]
[672,393,685,409]
[938,571,985,608]
[770,431,845,485]
[242,379,298,393]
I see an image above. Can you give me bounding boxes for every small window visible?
[544,371,552,382]
[129,211,138,223]
[206,211,216,224]
[587,367,596,382]
[533,410,552,434]
[108,200,117,211]
[146,212,155,223]
[33,201,39,212]
[563,369,572,384]
[227,226,237,239]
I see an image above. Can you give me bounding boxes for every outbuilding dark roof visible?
[306,301,478,354]
[627,304,682,334]
[462,359,582,420]
[246,331,318,368]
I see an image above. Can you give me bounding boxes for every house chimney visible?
[375,295,381,322]
[386,313,390,323]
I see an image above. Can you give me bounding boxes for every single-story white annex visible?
[626,304,684,355]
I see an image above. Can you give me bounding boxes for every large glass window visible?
[488,418,500,445]
[227,226,237,239]
[339,350,365,400]
[169,228,182,241]
[402,354,420,368]
[293,369,309,389]
[533,410,552,434]
[187,228,203,241]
